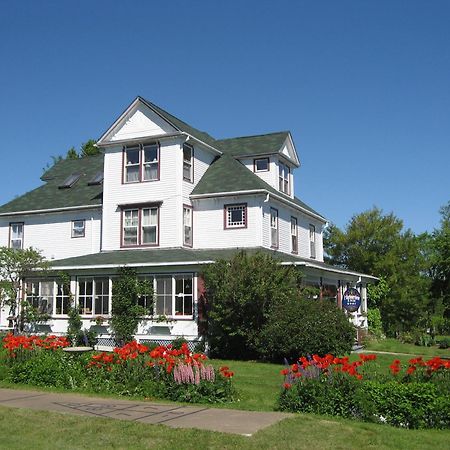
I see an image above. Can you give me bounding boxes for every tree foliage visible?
[324,206,444,336]
[0,247,48,330]
[202,251,354,361]
[110,267,153,345]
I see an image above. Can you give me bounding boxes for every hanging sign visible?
[342,288,361,312]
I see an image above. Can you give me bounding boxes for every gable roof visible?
[191,154,325,221]
[216,131,290,157]
[0,155,104,215]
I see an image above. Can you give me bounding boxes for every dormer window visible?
[254,158,269,172]
[279,162,290,194]
[183,144,194,182]
[124,143,159,183]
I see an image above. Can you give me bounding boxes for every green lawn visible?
[0,405,448,450]
[363,338,450,357]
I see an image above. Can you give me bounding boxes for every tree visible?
[80,139,101,157]
[110,267,153,345]
[66,147,79,159]
[0,247,48,331]
[324,207,430,335]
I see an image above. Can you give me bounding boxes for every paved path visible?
[0,388,290,436]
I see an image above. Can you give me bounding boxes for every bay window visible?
[122,206,159,247]
[124,142,159,183]
[270,208,278,248]
[9,222,23,249]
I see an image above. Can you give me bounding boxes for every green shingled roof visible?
[51,247,305,268]
[139,97,218,149]
[0,155,104,215]
[191,154,325,219]
[216,131,290,157]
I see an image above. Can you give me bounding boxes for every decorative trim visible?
[223,203,248,230]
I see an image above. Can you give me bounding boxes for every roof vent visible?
[88,171,104,186]
[58,173,81,189]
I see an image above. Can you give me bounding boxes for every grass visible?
[0,405,448,450]
[363,338,450,357]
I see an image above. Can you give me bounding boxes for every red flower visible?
[283,383,292,390]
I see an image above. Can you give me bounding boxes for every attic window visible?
[59,173,81,189]
[88,172,104,185]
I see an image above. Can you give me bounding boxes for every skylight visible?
[88,171,104,185]
[58,173,81,189]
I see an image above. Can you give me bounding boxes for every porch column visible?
[337,280,342,309]
[361,283,368,314]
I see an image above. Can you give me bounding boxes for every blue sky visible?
[0,0,448,233]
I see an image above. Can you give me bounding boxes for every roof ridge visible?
[217,131,290,142]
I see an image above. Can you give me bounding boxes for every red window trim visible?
[120,205,160,248]
[183,143,194,184]
[122,142,160,184]
[270,207,279,249]
[9,222,24,249]
[253,157,270,173]
[71,219,86,239]
[183,204,193,248]
[223,203,248,230]
[290,216,298,254]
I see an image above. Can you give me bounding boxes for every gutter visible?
[51,260,215,270]
[0,204,102,217]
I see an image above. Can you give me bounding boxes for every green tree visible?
[80,139,101,157]
[110,267,153,345]
[324,207,429,335]
[0,247,48,331]
[66,146,79,159]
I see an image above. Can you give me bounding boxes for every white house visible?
[0,97,376,347]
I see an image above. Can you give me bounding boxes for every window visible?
[88,171,103,185]
[254,158,269,172]
[122,206,159,247]
[270,208,278,248]
[183,205,193,247]
[175,276,193,316]
[278,162,290,194]
[25,281,53,315]
[78,278,110,316]
[137,276,154,311]
[309,224,316,259]
[9,222,23,249]
[59,173,81,189]
[183,144,194,182]
[55,282,70,315]
[291,217,298,254]
[72,220,85,238]
[124,143,159,183]
[155,276,173,316]
[225,204,247,229]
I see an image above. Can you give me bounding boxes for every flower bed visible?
[2,334,235,404]
[278,353,450,429]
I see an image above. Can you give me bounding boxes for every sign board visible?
[342,288,361,312]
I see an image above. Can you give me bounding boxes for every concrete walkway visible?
[0,388,291,436]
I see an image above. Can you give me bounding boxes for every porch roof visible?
[50,247,377,282]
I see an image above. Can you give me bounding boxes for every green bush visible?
[437,337,450,349]
[367,308,384,339]
[260,297,355,362]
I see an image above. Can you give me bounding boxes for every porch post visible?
[337,280,342,309]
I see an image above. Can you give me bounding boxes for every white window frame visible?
[183,205,193,247]
[270,208,279,249]
[225,203,247,229]
[309,224,316,259]
[278,162,290,195]
[9,222,24,249]
[71,219,85,238]
[183,143,194,182]
[142,143,159,182]
[77,277,111,317]
[254,157,269,172]
[291,217,298,254]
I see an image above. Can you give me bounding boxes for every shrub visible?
[437,337,450,349]
[260,297,355,362]
[367,308,384,339]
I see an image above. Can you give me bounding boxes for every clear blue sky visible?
[0,0,448,233]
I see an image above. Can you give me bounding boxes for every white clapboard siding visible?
[192,195,264,249]
[0,210,102,260]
